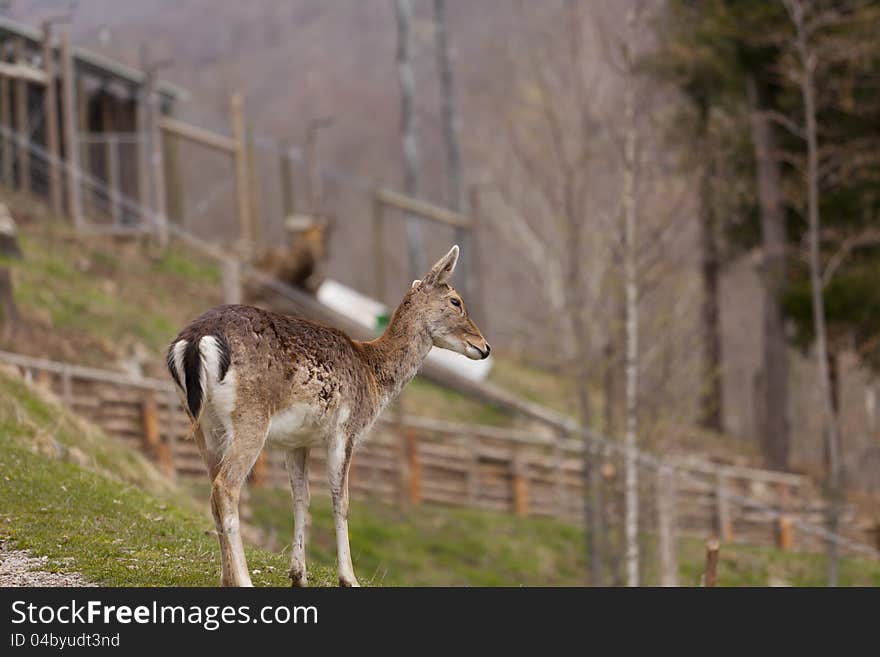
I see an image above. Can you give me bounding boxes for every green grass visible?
[0,191,221,367]
[488,358,577,417]
[0,369,337,586]
[676,538,880,587]
[402,377,511,426]
[2,368,879,587]
[248,488,586,586]
[246,485,880,587]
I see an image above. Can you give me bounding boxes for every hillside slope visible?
[3,366,879,586]
[0,368,338,586]
[0,190,515,427]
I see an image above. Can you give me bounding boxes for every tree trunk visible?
[622,6,640,588]
[697,106,724,432]
[565,145,603,586]
[786,0,841,585]
[433,0,463,214]
[433,0,471,302]
[746,74,791,471]
[394,0,426,278]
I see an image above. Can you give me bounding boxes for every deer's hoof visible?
[289,570,308,588]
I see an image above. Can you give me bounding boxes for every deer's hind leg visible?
[284,447,311,587]
[210,410,269,587]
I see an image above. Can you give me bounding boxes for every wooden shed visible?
[0,16,186,233]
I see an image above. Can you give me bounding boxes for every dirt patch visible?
[0,542,94,587]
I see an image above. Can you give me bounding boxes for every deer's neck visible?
[359,294,432,406]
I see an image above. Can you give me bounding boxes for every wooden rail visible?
[0,349,869,555]
[156,95,253,247]
[0,61,47,85]
[371,187,475,308]
[374,188,470,229]
[158,116,238,154]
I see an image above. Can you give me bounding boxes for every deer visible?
[166,245,489,587]
[247,216,333,298]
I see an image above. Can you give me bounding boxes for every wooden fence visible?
[0,349,869,556]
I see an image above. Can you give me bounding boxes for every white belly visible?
[265,403,324,449]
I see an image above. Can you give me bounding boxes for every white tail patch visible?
[172,339,188,393]
[199,336,222,386]
[199,335,237,458]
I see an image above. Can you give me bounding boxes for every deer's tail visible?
[166,334,231,422]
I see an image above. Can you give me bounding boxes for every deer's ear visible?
[411,279,422,290]
[424,245,459,287]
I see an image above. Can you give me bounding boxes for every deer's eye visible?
[450,298,461,308]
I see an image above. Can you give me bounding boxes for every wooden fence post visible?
[1,73,11,186]
[165,388,178,479]
[372,193,385,304]
[60,365,72,407]
[106,134,121,225]
[778,515,794,551]
[42,21,62,219]
[394,402,410,509]
[141,390,173,476]
[136,56,149,227]
[657,467,679,587]
[512,451,529,517]
[553,431,567,520]
[34,368,51,388]
[247,133,262,248]
[14,39,30,192]
[406,429,421,505]
[466,437,480,507]
[60,31,82,229]
[230,93,252,251]
[703,538,720,587]
[715,470,733,543]
[250,453,267,487]
[162,126,183,230]
[278,140,296,217]
[76,77,90,214]
[147,71,167,246]
[221,258,241,305]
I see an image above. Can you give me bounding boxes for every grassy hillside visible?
[2,367,879,587]
[247,486,880,587]
[0,189,221,372]
[0,369,338,586]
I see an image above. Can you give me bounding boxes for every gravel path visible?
[0,543,94,587]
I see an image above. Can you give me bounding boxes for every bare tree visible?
[394,0,426,277]
[746,73,791,471]
[782,0,842,586]
[482,0,615,584]
[433,0,463,213]
[696,104,723,432]
[621,4,641,588]
[433,0,470,300]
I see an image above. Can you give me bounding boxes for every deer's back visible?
[170,305,378,443]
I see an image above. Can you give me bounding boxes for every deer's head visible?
[410,245,491,360]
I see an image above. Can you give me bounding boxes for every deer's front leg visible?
[284,447,311,587]
[327,435,359,587]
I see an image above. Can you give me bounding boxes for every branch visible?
[822,228,880,288]
[755,109,806,140]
